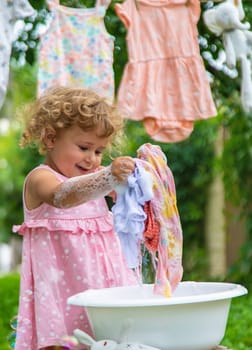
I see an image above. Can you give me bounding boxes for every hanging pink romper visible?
[115,0,217,143]
[13,165,136,350]
[37,0,114,101]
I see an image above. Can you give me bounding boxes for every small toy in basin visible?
[73,327,161,350]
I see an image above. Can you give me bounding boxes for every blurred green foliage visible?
[0,274,20,350]
[223,294,252,349]
[0,64,43,242]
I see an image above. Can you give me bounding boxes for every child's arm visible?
[53,165,119,208]
[54,156,135,208]
[25,156,135,209]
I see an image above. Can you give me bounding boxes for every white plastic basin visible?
[67,281,247,350]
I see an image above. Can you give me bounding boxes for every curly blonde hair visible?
[20,86,124,154]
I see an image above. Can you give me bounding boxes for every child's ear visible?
[44,126,56,148]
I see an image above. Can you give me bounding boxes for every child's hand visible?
[107,190,117,202]
[111,156,135,183]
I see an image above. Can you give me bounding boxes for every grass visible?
[0,273,20,350]
[223,293,252,349]
[0,274,251,350]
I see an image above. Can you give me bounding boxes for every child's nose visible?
[85,151,96,162]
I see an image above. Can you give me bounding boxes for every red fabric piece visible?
[143,201,160,252]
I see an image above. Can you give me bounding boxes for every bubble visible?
[10,316,18,330]
[7,316,18,349]
[7,331,16,349]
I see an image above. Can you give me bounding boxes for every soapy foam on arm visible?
[53,165,118,208]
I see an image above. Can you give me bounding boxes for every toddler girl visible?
[13,86,137,350]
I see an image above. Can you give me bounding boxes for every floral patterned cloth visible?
[137,143,183,296]
[112,143,184,297]
[37,0,114,100]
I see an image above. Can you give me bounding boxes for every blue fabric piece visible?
[112,162,153,268]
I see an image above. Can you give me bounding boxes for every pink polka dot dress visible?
[13,165,136,350]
